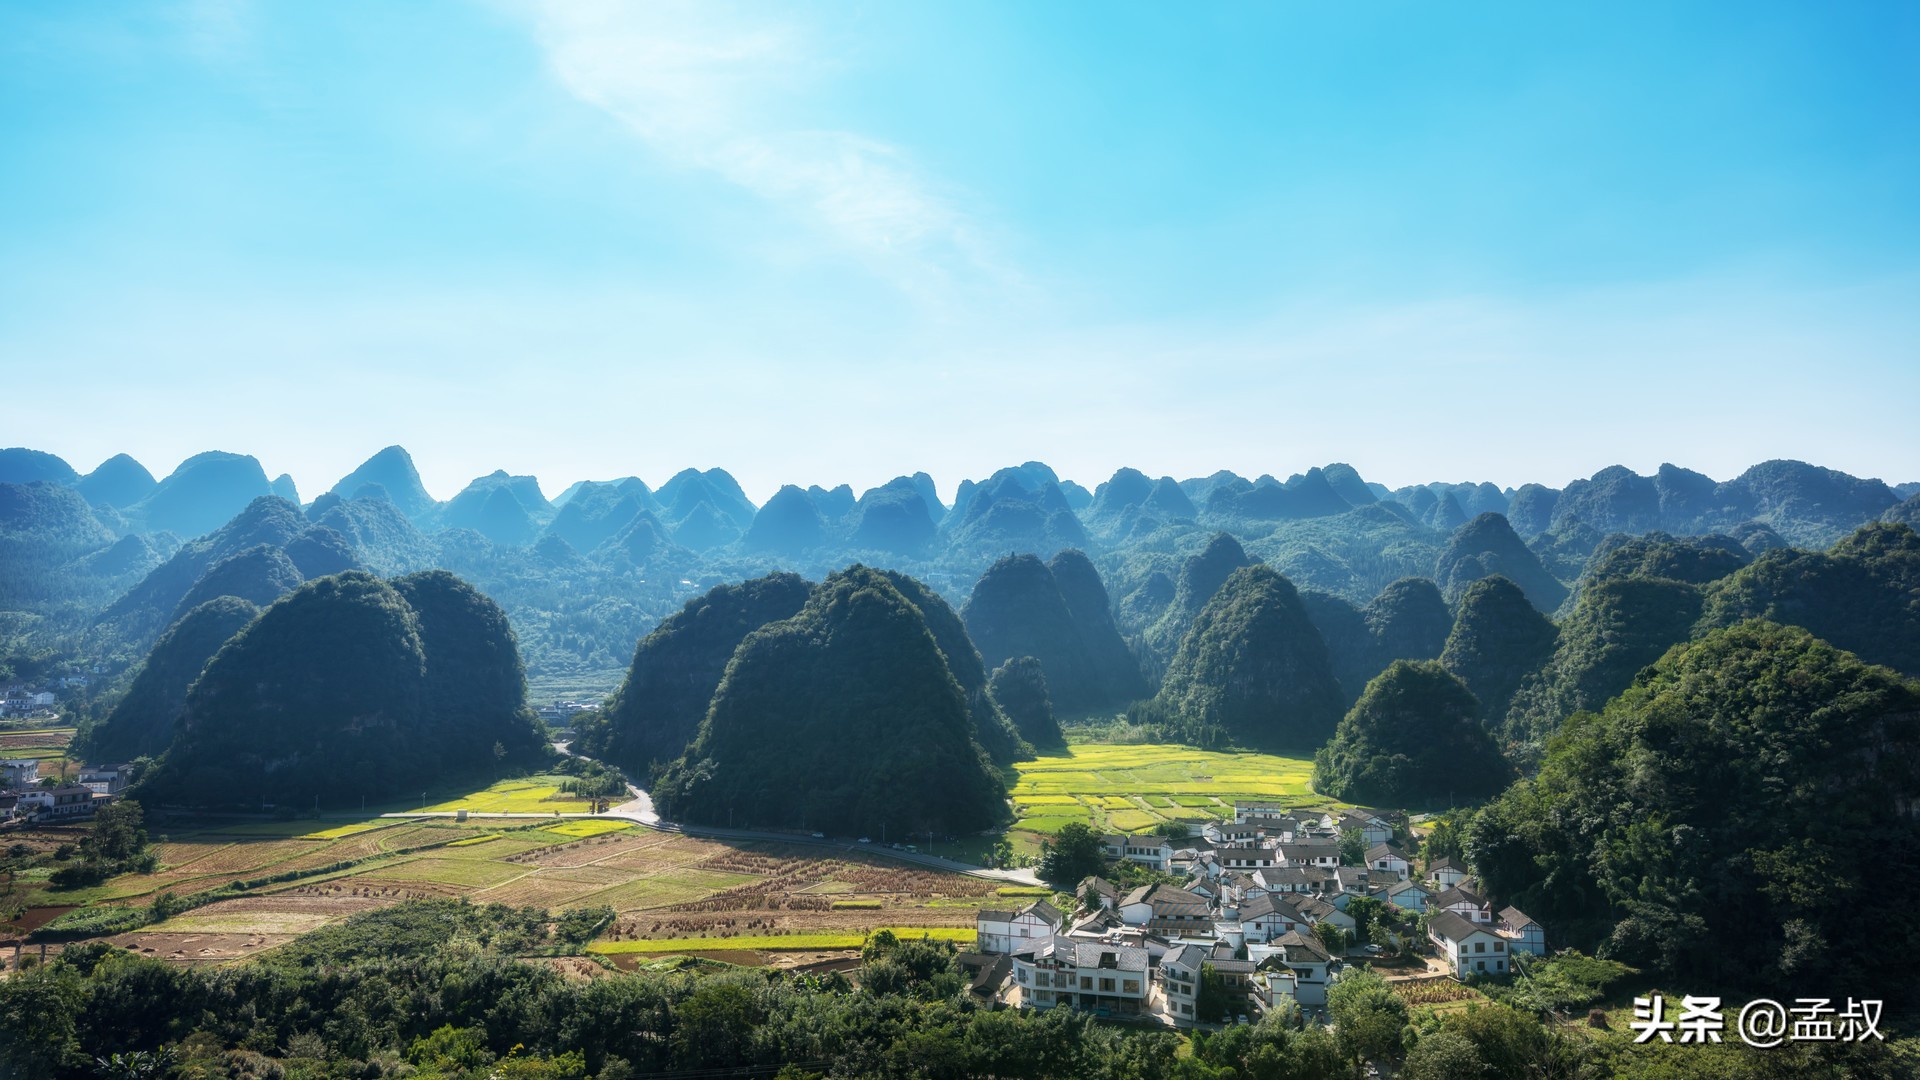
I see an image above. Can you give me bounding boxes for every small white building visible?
[1428,910,1510,978]
[1265,931,1338,1005]
[1364,843,1410,877]
[1383,878,1431,912]
[1428,857,1468,888]
[977,900,1063,955]
[0,759,40,790]
[1432,885,1493,925]
[1497,907,1547,956]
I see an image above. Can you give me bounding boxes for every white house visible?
[0,759,39,790]
[18,785,97,821]
[1158,942,1209,1025]
[1428,910,1510,978]
[1078,876,1120,911]
[1432,885,1493,925]
[1119,835,1174,872]
[1203,822,1260,846]
[1277,842,1341,868]
[1364,843,1410,877]
[1265,932,1338,1005]
[1294,896,1354,933]
[1383,878,1431,912]
[1497,907,1547,956]
[77,764,130,796]
[1237,891,1307,944]
[1428,857,1468,888]
[1217,846,1279,871]
[977,900,1064,955]
[1011,936,1151,1017]
[1119,884,1213,935]
[1233,800,1290,826]
[1338,813,1394,846]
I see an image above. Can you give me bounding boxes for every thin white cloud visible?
[508,0,1002,302]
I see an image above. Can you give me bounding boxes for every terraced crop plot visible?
[421,776,591,814]
[1002,743,1331,847]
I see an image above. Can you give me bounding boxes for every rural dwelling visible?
[1498,907,1547,955]
[1428,910,1510,978]
[77,763,130,795]
[1250,965,1301,1018]
[1264,932,1338,1005]
[0,759,39,790]
[1119,835,1173,871]
[1217,845,1278,870]
[1237,891,1307,943]
[976,900,1064,955]
[1203,821,1260,846]
[1293,896,1354,933]
[1234,800,1290,825]
[1364,843,1410,877]
[1119,883,1214,935]
[17,784,98,820]
[1078,876,1119,910]
[956,953,1011,1000]
[1383,878,1431,912]
[1158,943,1209,1025]
[1277,841,1341,868]
[1432,885,1493,924]
[1339,812,1394,845]
[1428,857,1468,888]
[1249,866,1316,895]
[1010,936,1150,1017]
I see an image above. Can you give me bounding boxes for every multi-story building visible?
[1011,936,1151,1017]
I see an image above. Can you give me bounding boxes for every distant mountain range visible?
[3,442,1915,686]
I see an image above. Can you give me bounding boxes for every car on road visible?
[857,837,871,844]
[810,831,825,838]
[1364,944,1384,955]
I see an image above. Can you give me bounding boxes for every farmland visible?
[14,808,1002,968]
[1001,743,1332,852]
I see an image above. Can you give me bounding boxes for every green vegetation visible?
[77,596,260,762]
[1439,575,1558,725]
[573,572,812,774]
[1472,621,1920,997]
[654,566,1006,836]
[1148,564,1345,750]
[135,570,551,808]
[1315,661,1512,807]
[988,655,1063,749]
[962,552,1120,717]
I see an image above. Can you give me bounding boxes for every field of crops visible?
[420,776,591,814]
[1000,743,1331,849]
[590,927,976,954]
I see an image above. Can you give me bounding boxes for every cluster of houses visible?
[0,685,60,720]
[0,758,127,825]
[966,802,1548,1027]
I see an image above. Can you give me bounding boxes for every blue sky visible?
[3,0,1916,502]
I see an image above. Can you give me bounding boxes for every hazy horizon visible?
[4,2,1917,502]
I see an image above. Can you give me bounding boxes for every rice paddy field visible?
[1002,743,1335,852]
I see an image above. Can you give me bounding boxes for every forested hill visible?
[3,445,1913,692]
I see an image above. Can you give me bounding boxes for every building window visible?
[1476,961,1486,972]
[1099,978,1116,993]
[1124,980,1140,994]
[1080,977,1093,990]
[1494,941,1505,951]
[1474,942,1485,953]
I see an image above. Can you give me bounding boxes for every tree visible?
[1037,822,1106,885]
[1195,962,1232,1024]
[1314,920,1348,957]
[1326,968,1408,1066]
[1345,896,1385,947]
[1339,826,1366,867]
[79,799,150,868]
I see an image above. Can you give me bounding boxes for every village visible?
[968,801,1547,1028]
